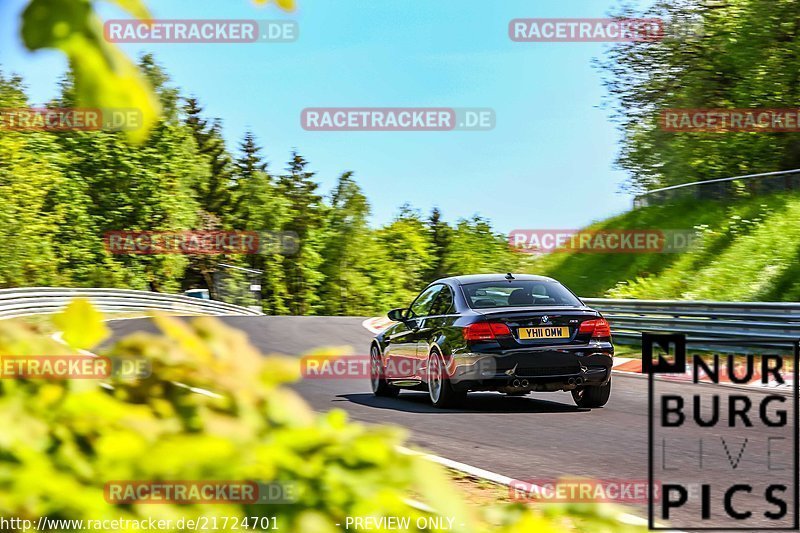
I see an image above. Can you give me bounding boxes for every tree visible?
[277,152,325,314]
[318,172,376,315]
[46,57,203,291]
[374,205,435,307]
[426,207,453,280]
[0,72,64,286]
[231,131,270,218]
[600,0,800,193]
[230,131,290,314]
[184,97,235,217]
[441,216,524,277]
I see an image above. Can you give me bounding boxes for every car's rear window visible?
[462,280,582,309]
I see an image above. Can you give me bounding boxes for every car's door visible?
[385,285,443,380]
[412,285,455,378]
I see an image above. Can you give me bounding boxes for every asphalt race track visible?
[107,315,796,529]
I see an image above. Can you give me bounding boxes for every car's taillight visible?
[463,322,511,341]
[578,318,612,339]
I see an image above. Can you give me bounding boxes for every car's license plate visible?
[518,326,570,339]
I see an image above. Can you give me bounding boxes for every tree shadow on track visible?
[336,392,591,414]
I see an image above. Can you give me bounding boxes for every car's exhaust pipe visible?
[520,379,529,388]
[575,377,584,386]
[512,379,521,387]
[567,377,576,386]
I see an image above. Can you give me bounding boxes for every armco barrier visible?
[584,298,800,351]
[632,168,800,208]
[0,287,263,319]
[3,290,797,350]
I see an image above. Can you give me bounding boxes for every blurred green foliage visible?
[0,301,646,532]
[601,0,800,193]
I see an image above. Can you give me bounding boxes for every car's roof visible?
[436,273,557,286]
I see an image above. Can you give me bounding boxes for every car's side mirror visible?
[387,308,409,322]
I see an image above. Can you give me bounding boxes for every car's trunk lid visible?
[474,307,601,346]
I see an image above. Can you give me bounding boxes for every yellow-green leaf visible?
[101,0,150,20]
[21,0,160,143]
[52,298,110,350]
[253,0,296,11]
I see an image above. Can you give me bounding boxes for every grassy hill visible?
[530,191,800,301]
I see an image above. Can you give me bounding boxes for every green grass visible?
[528,191,800,301]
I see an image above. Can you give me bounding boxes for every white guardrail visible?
[0,287,263,319]
[584,298,800,351]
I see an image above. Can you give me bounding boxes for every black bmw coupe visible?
[370,273,614,408]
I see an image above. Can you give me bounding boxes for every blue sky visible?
[0,0,643,234]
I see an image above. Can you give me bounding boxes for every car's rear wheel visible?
[370,345,399,398]
[571,378,611,408]
[427,351,466,408]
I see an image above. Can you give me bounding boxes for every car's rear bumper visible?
[445,343,613,392]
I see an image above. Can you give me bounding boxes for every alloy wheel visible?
[428,353,443,403]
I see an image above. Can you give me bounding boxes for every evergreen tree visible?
[230,131,289,314]
[277,152,325,314]
[426,207,452,281]
[184,97,234,216]
[318,172,375,315]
